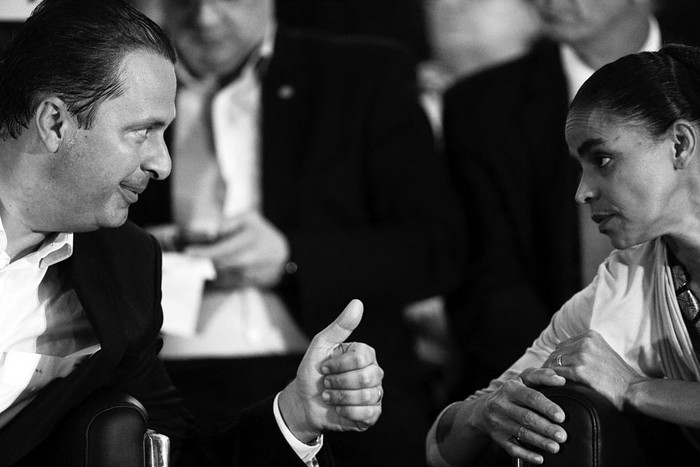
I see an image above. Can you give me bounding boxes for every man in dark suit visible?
[441,0,671,402]
[0,0,384,465]
[128,0,464,465]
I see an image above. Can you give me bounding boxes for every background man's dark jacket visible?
[131,27,465,466]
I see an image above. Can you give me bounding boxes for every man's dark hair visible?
[570,44,700,139]
[0,0,177,140]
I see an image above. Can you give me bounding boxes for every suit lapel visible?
[515,40,581,287]
[260,29,313,227]
[67,235,126,361]
[503,41,573,256]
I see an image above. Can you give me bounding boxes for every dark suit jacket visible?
[130,27,465,466]
[443,29,695,396]
[2,222,323,466]
[442,39,576,396]
[130,27,465,363]
[444,36,700,463]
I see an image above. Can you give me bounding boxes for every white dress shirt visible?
[163,23,309,358]
[0,217,99,429]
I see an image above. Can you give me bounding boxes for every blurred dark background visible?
[2,0,699,67]
[1,0,429,60]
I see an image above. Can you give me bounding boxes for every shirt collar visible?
[0,215,74,269]
[38,232,74,268]
[560,16,662,102]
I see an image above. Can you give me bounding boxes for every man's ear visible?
[670,119,698,170]
[34,96,74,153]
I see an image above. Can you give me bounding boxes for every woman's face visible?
[565,109,683,249]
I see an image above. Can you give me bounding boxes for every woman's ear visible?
[34,96,74,153]
[670,119,698,170]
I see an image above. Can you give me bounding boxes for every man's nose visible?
[143,140,172,180]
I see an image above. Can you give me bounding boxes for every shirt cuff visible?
[273,392,323,465]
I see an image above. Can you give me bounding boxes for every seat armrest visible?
[38,388,150,467]
[515,383,649,467]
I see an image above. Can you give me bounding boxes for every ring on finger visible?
[376,386,383,404]
[516,425,526,442]
[556,354,563,367]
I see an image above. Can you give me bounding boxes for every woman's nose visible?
[575,172,598,205]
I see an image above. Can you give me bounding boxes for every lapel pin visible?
[277,85,295,99]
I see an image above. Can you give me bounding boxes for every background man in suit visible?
[128,0,465,465]
[441,0,671,402]
[0,0,384,465]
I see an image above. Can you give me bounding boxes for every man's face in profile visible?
[164,0,273,78]
[21,51,176,234]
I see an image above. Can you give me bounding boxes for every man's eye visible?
[133,128,150,140]
[597,157,611,168]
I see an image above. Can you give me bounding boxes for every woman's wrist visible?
[622,377,650,413]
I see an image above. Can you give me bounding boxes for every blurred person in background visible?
[419,0,542,139]
[128,0,465,465]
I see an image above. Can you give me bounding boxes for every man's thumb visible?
[315,299,364,346]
